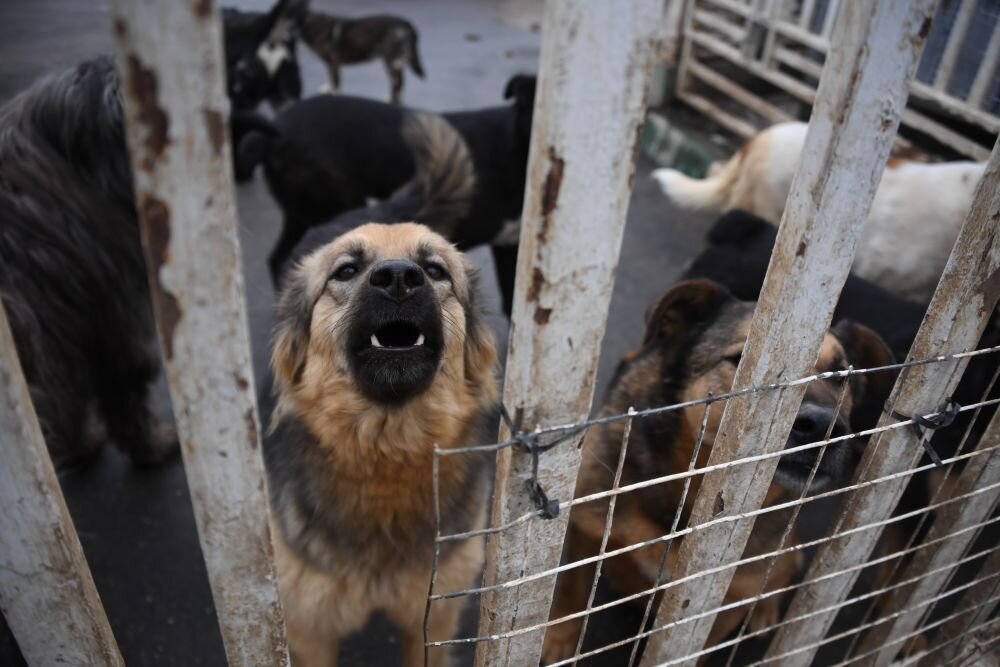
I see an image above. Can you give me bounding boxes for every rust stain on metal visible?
[796,240,808,257]
[534,307,552,325]
[526,267,546,302]
[539,147,565,243]
[126,55,169,169]
[916,16,932,41]
[202,108,226,155]
[193,0,213,19]
[139,194,181,360]
[234,372,249,392]
[112,19,126,38]
[245,408,259,449]
[713,491,725,516]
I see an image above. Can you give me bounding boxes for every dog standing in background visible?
[0,56,176,468]
[651,121,985,302]
[300,10,425,103]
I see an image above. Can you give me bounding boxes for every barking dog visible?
[0,56,175,468]
[541,280,894,664]
[300,10,425,103]
[651,122,985,302]
[265,223,498,666]
[236,75,536,312]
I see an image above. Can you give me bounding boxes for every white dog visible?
[653,122,985,302]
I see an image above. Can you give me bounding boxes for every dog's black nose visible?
[791,403,849,444]
[369,260,426,300]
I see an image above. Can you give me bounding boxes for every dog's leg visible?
[397,601,461,667]
[286,625,340,667]
[542,530,595,665]
[269,216,311,288]
[322,58,341,94]
[384,58,404,104]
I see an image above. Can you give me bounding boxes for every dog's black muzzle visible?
[347,260,444,404]
[774,403,857,494]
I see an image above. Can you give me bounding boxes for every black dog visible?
[222,0,306,113]
[237,74,536,314]
[0,56,175,469]
[683,209,998,458]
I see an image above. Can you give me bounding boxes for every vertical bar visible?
[107,2,288,665]
[932,0,975,91]
[820,0,841,38]
[858,408,1000,666]
[675,0,700,95]
[766,135,1000,667]
[0,305,124,666]
[918,546,1000,666]
[968,25,1000,108]
[474,1,662,665]
[660,0,687,67]
[638,2,939,665]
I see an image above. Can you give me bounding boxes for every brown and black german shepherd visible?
[300,10,425,103]
[542,279,895,664]
[264,223,498,666]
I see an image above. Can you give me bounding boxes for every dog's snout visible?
[791,404,848,444]
[369,260,426,300]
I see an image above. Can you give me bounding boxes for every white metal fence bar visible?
[474,1,662,664]
[638,1,939,664]
[766,134,1000,666]
[0,305,123,666]
[931,0,976,91]
[107,2,288,665]
[857,407,1000,665]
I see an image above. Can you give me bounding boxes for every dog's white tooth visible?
[371,334,383,348]
[416,333,425,346]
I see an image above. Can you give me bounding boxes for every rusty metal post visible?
[0,304,123,666]
[475,1,663,665]
[108,1,288,665]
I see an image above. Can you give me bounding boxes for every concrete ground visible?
[0,1,714,665]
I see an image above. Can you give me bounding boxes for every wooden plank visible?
[766,133,1000,667]
[855,407,1000,666]
[107,2,289,665]
[638,2,939,664]
[918,546,1000,666]
[0,304,123,666]
[474,1,662,664]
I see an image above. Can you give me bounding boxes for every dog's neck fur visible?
[267,353,494,573]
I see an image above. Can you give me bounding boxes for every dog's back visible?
[0,57,172,467]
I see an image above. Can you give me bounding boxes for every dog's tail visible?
[651,145,745,212]
[232,111,279,181]
[405,23,425,78]
[385,112,475,236]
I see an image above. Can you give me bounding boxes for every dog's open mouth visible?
[369,322,426,350]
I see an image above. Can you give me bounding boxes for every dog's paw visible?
[540,622,582,665]
[747,596,781,633]
[130,421,180,467]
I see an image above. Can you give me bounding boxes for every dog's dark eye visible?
[332,264,358,281]
[724,352,743,366]
[424,263,448,281]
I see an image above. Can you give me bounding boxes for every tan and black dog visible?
[264,223,498,666]
[542,279,895,664]
[300,10,425,103]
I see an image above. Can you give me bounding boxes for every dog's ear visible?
[503,74,537,107]
[643,279,732,349]
[461,264,498,394]
[831,320,897,431]
[272,264,322,388]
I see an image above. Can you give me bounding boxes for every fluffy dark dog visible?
[237,74,536,312]
[682,209,999,458]
[222,0,305,113]
[541,280,894,664]
[300,10,425,103]
[0,56,175,468]
[265,223,498,666]
[278,111,476,281]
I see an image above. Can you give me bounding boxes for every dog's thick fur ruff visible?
[652,122,985,301]
[265,223,498,666]
[300,10,425,103]
[235,75,536,313]
[541,280,895,664]
[0,56,175,468]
